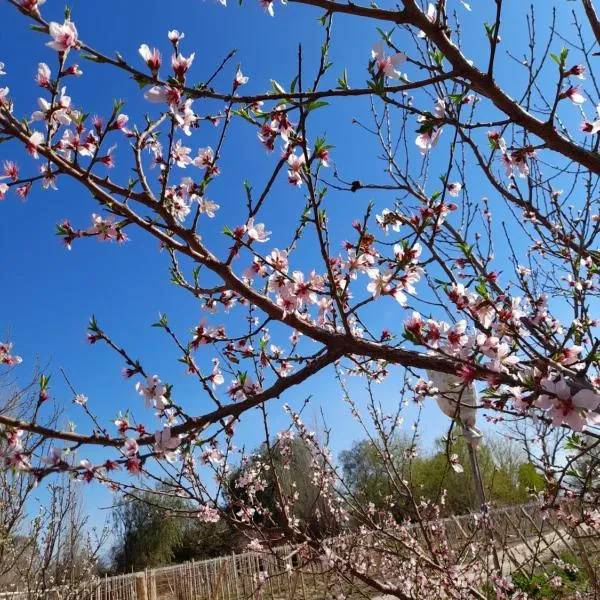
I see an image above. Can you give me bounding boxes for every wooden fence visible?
[1,501,597,600]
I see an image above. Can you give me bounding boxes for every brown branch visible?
[582,0,600,48]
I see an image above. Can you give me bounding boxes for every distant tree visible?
[341,434,543,517]
[339,436,416,520]
[111,491,186,572]
[111,489,241,573]
[226,436,336,539]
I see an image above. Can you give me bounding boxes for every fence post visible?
[135,574,148,600]
[149,571,157,600]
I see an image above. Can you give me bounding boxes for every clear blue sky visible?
[0,0,590,526]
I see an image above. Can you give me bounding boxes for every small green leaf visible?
[307,100,329,112]
[270,80,286,95]
[337,68,350,90]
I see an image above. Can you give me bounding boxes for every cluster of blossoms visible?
[405,283,600,431]
[227,373,262,401]
[1,428,29,471]
[245,248,326,316]
[121,437,142,474]
[364,241,424,307]
[416,98,446,153]
[196,505,220,523]
[515,377,600,431]
[162,175,220,223]
[258,105,295,152]
[154,427,181,462]
[135,375,169,410]
[0,341,22,366]
[276,430,295,469]
[376,199,458,235]
[487,130,534,179]
[0,160,19,200]
[87,213,126,242]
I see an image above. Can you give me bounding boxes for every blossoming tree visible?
[1,0,599,596]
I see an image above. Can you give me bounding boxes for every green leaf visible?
[448,93,465,105]
[429,50,444,66]
[39,374,51,390]
[132,74,153,90]
[88,315,99,332]
[270,79,286,95]
[475,280,488,298]
[306,100,329,112]
[375,27,393,45]
[550,48,569,69]
[564,434,582,451]
[152,313,168,328]
[232,108,254,123]
[80,53,107,63]
[337,68,350,90]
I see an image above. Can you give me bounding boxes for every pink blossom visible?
[36,63,51,88]
[122,437,139,457]
[41,447,64,466]
[87,213,118,241]
[144,85,182,107]
[173,99,197,136]
[197,505,220,522]
[557,345,583,366]
[568,64,586,79]
[171,139,193,168]
[234,67,249,88]
[449,453,464,473]
[74,393,87,405]
[26,131,44,159]
[193,146,215,169]
[126,456,142,474]
[139,44,162,76]
[210,358,224,388]
[135,375,169,410]
[0,86,9,108]
[46,20,79,54]
[536,377,600,431]
[0,342,22,366]
[287,151,305,186]
[416,99,445,153]
[371,42,406,79]
[447,182,462,197]
[19,0,45,13]
[197,197,219,218]
[171,52,195,81]
[246,218,271,243]
[366,268,392,299]
[79,460,95,482]
[63,64,82,77]
[563,85,585,105]
[154,427,180,461]
[416,127,442,153]
[260,0,275,17]
[112,114,129,131]
[167,30,185,44]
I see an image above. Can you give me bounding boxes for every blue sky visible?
[0,0,592,527]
